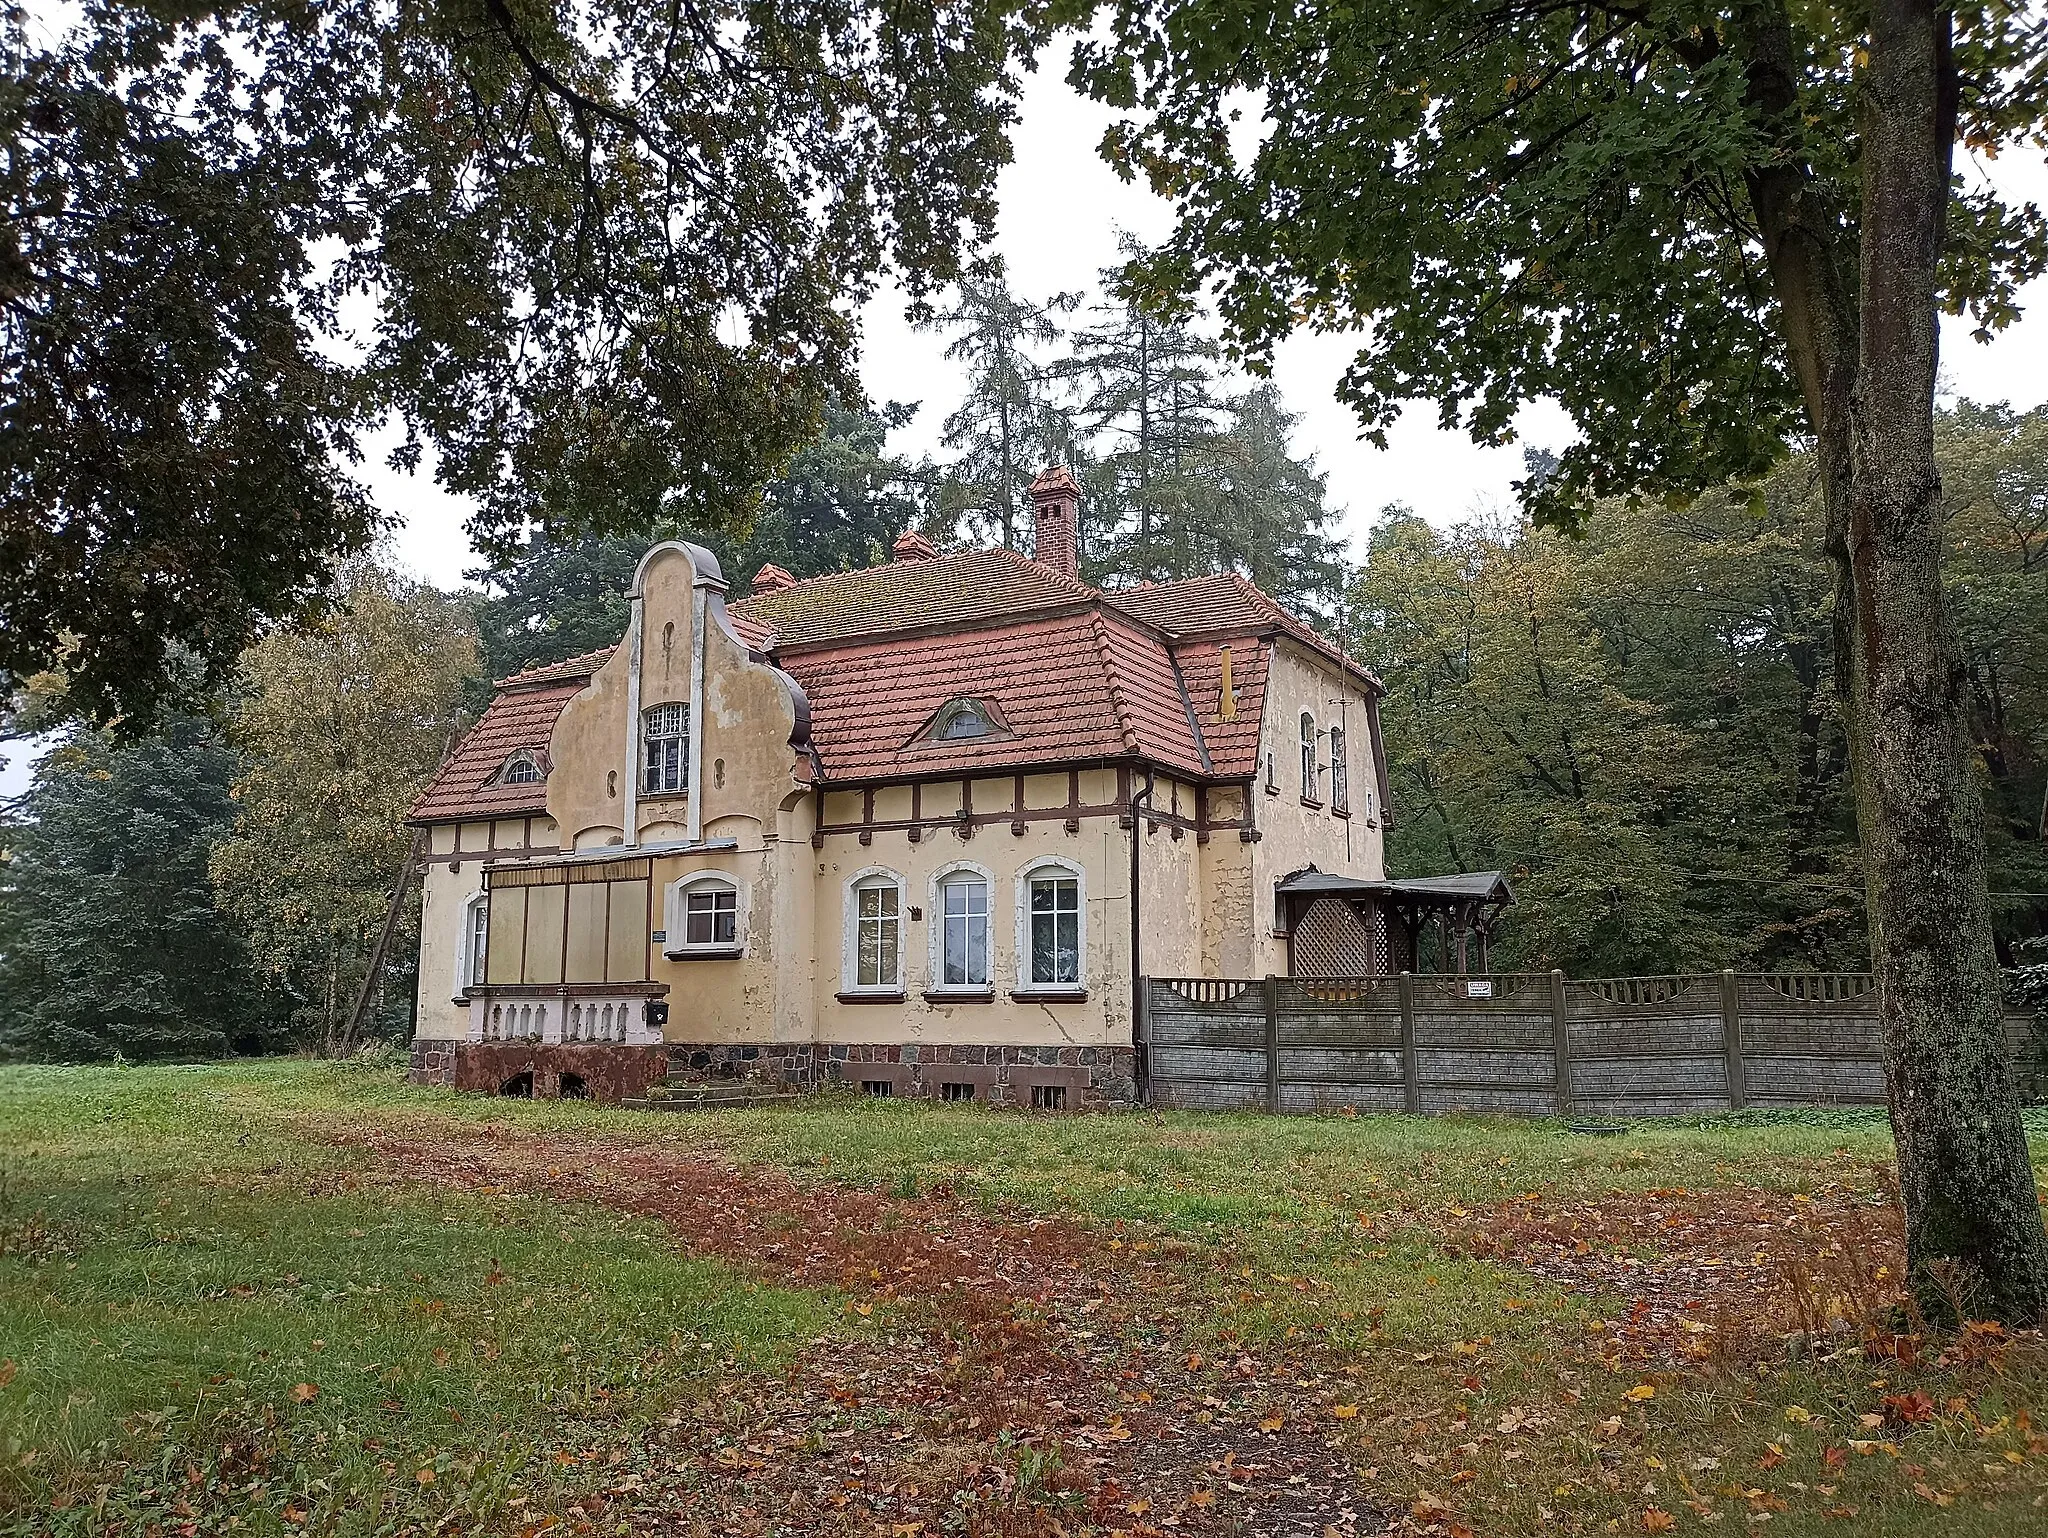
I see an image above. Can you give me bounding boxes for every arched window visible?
[643,702,689,793]
[499,751,544,785]
[1330,725,1348,812]
[928,863,992,992]
[666,872,743,956]
[457,890,489,994]
[1300,712,1319,802]
[843,869,906,994]
[1016,858,1085,992]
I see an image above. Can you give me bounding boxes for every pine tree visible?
[1191,384,1346,612]
[915,259,1080,549]
[0,715,275,1061]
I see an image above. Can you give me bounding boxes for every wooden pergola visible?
[1275,867,1515,977]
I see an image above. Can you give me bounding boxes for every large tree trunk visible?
[1745,0,2046,1323]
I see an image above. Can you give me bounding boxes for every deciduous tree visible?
[1,0,1022,727]
[1077,0,2048,1320]
[211,562,477,1054]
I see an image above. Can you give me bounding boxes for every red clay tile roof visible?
[494,648,615,688]
[1106,573,1381,691]
[777,608,1209,782]
[1172,638,1271,779]
[418,554,1375,819]
[408,678,588,823]
[727,547,1091,651]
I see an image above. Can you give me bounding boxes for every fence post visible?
[1549,969,1572,1119]
[1398,970,1420,1114]
[1135,974,1150,1108]
[1262,974,1281,1114]
[1720,969,1747,1111]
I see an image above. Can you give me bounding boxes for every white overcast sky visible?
[383,45,2048,590]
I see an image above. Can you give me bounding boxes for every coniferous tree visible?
[915,259,1081,549]
[0,715,275,1061]
[1192,384,1346,612]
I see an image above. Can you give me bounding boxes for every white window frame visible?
[643,702,689,794]
[925,861,994,995]
[455,889,489,998]
[841,867,907,995]
[1014,857,1086,994]
[498,750,544,786]
[664,871,745,958]
[1299,712,1320,802]
[1330,724,1349,812]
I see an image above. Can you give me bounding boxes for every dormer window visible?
[918,697,1010,746]
[498,751,544,786]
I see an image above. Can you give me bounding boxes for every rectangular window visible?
[643,703,689,794]
[861,1079,893,1098]
[1030,1084,1067,1111]
[939,1081,976,1103]
[684,886,737,946]
[855,882,900,988]
[940,876,989,986]
[1300,714,1319,801]
[467,900,489,988]
[1029,876,1081,985]
[1331,725,1349,812]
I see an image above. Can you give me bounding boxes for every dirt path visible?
[346,1121,1392,1537]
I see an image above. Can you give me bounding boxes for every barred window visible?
[643,703,689,793]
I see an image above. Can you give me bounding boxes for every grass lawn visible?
[3,1059,2047,1537]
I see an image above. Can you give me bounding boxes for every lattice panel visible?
[1292,898,1384,975]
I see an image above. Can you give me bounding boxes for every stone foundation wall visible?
[412,1037,1137,1110]
[823,1043,1138,1109]
[410,1041,669,1103]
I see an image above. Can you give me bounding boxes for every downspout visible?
[622,594,645,848]
[1129,765,1156,1106]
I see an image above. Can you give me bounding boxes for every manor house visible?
[407,469,1505,1105]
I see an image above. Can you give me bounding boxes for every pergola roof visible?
[1275,868,1515,907]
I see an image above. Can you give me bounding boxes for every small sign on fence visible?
[1465,980,1494,999]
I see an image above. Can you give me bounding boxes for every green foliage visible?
[1070,2,2048,524]
[0,716,274,1060]
[1358,403,2048,974]
[1,0,1024,727]
[210,563,477,1053]
[916,257,1083,549]
[471,400,933,680]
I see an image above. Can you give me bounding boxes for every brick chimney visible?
[1028,465,1081,580]
[892,528,938,561]
[751,563,796,595]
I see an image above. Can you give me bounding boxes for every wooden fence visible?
[1140,972,2043,1117]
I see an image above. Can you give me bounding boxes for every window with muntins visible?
[500,752,543,785]
[1028,873,1081,985]
[643,702,689,793]
[853,876,902,988]
[939,873,990,986]
[685,884,737,947]
[1330,725,1348,811]
[1300,712,1319,800]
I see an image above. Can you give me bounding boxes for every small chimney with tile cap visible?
[892,528,939,561]
[1028,464,1081,580]
[750,562,796,595]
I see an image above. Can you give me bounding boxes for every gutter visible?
[1129,766,1156,1106]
